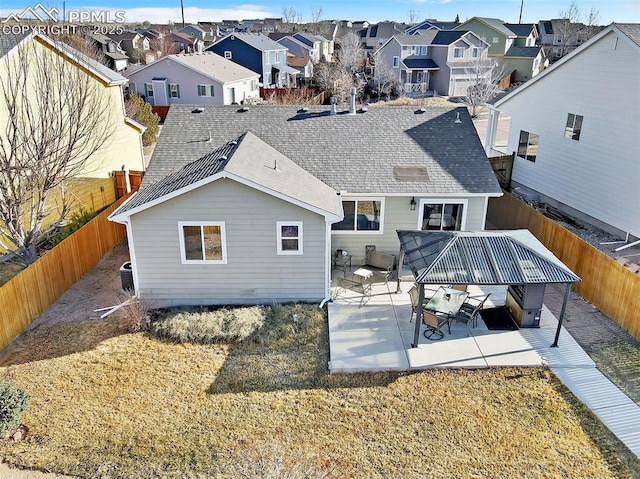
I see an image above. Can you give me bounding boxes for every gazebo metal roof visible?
[397,230,580,285]
[396,230,581,349]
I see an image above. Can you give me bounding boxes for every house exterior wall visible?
[129,178,328,306]
[376,39,403,83]
[277,37,312,59]
[456,20,507,56]
[429,46,452,95]
[208,37,263,80]
[496,29,640,237]
[505,56,536,82]
[330,195,488,261]
[127,57,259,105]
[0,37,144,179]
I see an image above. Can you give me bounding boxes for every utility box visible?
[119,261,134,291]
[506,284,545,328]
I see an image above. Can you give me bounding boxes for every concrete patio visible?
[328,276,593,373]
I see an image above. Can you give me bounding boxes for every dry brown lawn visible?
[0,305,638,479]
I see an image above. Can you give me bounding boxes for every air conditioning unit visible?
[119,261,134,291]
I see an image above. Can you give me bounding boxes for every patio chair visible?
[407,284,438,322]
[452,293,491,334]
[408,285,449,339]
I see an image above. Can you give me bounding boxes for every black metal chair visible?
[408,285,450,340]
[452,293,492,333]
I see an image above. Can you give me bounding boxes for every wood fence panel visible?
[488,192,640,339]
[0,196,130,352]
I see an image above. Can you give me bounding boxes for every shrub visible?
[49,208,97,246]
[125,93,160,146]
[151,306,266,344]
[0,382,30,438]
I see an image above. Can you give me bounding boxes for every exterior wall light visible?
[410,197,416,211]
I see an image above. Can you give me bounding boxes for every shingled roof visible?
[112,131,343,220]
[142,105,501,198]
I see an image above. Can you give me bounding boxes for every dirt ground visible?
[24,242,131,332]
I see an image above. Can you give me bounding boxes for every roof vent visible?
[329,96,337,115]
[415,107,426,114]
[237,106,250,112]
[298,107,309,113]
[454,112,462,123]
[192,107,205,113]
[360,105,369,113]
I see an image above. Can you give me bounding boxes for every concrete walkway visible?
[328,279,640,457]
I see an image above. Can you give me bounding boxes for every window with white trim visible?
[144,83,154,97]
[197,84,215,96]
[492,37,499,43]
[564,113,583,141]
[421,46,428,55]
[332,199,383,233]
[518,130,539,162]
[472,47,480,57]
[178,222,227,264]
[169,83,180,98]
[393,56,399,68]
[276,222,303,255]
[453,47,464,58]
[224,50,232,59]
[419,200,466,231]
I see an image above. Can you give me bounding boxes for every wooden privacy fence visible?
[488,192,640,339]
[0,195,129,352]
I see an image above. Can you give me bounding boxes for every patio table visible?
[411,285,470,347]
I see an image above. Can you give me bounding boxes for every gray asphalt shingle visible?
[143,105,501,198]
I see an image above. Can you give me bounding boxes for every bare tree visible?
[0,35,116,264]
[337,32,364,74]
[309,7,329,37]
[369,57,397,100]
[556,1,581,57]
[584,7,600,39]
[282,6,303,32]
[408,10,420,26]
[462,56,507,118]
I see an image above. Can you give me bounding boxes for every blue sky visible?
[2,0,639,25]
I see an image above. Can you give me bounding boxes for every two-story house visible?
[454,17,547,82]
[207,32,297,88]
[273,35,316,63]
[86,32,129,71]
[126,52,260,106]
[537,19,605,62]
[376,30,489,97]
[405,19,461,35]
[484,23,640,239]
[109,31,152,65]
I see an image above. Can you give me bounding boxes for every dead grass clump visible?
[373,95,459,108]
[115,298,151,333]
[247,303,325,347]
[151,306,266,344]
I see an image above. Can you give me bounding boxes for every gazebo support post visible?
[412,283,424,348]
[396,248,405,293]
[551,283,572,347]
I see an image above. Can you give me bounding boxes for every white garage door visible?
[452,78,474,97]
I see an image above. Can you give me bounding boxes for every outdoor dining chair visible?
[452,293,492,334]
[408,285,450,340]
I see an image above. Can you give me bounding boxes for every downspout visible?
[319,220,333,308]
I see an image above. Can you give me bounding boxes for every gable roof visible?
[110,131,342,221]
[494,23,638,107]
[393,32,438,46]
[1,33,127,85]
[213,32,285,52]
[397,230,580,285]
[617,23,640,46]
[504,23,535,37]
[405,19,460,35]
[458,17,517,38]
[126,52,259,83]
[431,30,467,45]
[143,105,501,198]
[504,45,542,58]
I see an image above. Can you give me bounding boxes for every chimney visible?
[330,96,337,115]
[349,87,356,115]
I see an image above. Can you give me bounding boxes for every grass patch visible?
[0,304,638,478]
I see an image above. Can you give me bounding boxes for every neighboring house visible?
[109,31,151,64]
[484,23,640,238]
[376,30,490,96]
[0,33,145,180]
[294,33,334,62]
[179,24,207,42]
[125,52,260,106]
[207,32,297,88]
[360,21,404,52]
[405,19,460,35]
[537,19,605,61]
[109,104,501,307]
[274,35,315,63]
[288,55,314,83]
[86,32,129,71]
[454,17,547,82]
[164,32,203,54]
